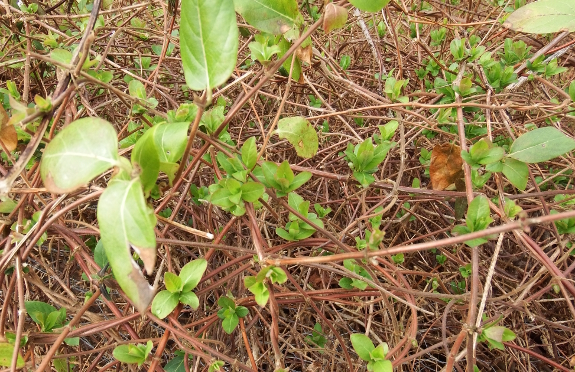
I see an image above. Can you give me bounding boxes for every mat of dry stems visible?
[1,1,575,371]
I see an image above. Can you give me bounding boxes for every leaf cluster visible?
[244,266,287,307]
[151,259,208,319]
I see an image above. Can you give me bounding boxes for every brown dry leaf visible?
[296,44,312,65]
[0,104,17,152]
[429,143,464,190]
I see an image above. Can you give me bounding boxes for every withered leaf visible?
[296,45,312,65]
[0,104,17,152]
[429,143,464,190]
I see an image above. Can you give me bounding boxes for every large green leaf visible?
[508,127,575,163]
[180,259,208,292]
[466,195,492,232]
[504,0,575,34]
[97,178,157,313]
[349,0,391,12]
[234,0,300,35]
[276,117,318,158]
[0,342,24,368]
[501,158,529,190]
[350,334,375,362]
[41,118,120,193]
[154,122,190,163]
[151,290,179,319]
[24,301,57,325]
[132,127,160,193]
[180,0,238,91]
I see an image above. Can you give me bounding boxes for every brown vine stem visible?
[453,61,478,371]
[9,253,25,372]
[268,208,575,266]
[239,318,257,372]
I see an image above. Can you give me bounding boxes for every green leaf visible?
[164,353,187,372]
[64,336,80,346]
[348,0,390,12]
[501,158,529,190]
[94,240,109,270]
[508,127,575,163]
[270,267,287,284]
[222,313,239,334]
[245,279,269,307]
[41,118,120,193]
[154,122,191,164]
[504,0,575,34]
[113,344,146,365]
[97,178,157,313]
[179,291,200,309]
[25,301,57,325]
[483,326,516,345]
[468,139,505,165]
[350,334,375,362]
[210,188,234,209]
[287,171,312,193]
[338,277,354,289]
[278,37,301,80]
[218,296,236,309]
[0,198,17,214]
[200,106,225,135]
[236,306,249,317]
[569,81,575,102]
[128,80,146,100]
[275,117,318,158]
[353,171,375,188]
[50,48,72,66]
[208,360,225,372]
[371,360,393,372]
[241,182,265,202]
[0,342,24,368]
[151,290,179,319]
[234,0,300,35]
[378,121,398,141]
[132,126,160,193]
[160,162,180,185]
[241,137,257,169]
[179,259,208,292]
[44,310,63,331]
[466,195,492,232]
[164,272,182,293]
[180,0,238,90]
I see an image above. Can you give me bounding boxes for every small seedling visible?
[113,341,153,367]
[452,195,494,247]
[244,266,287,307]
[345,137,395,187]
[25,301,78,346]
[151,259,208,319]
[305,323,327,350]
[217,296,249,334]
[276,192,324,241]
[339,259,372,290]
[350,334,392,372]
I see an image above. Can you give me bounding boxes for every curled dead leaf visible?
[429,143,464,190]
[0,104,17,152]
[296,44,312,65]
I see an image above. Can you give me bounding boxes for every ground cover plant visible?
[1,0,575,371]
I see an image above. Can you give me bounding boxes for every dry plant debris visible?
[0,0,575,371]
